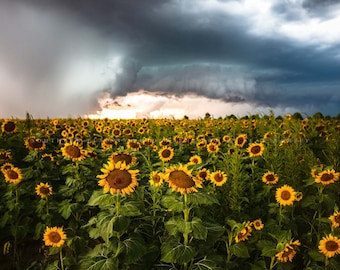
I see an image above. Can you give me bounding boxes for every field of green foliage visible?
[1,112,340,270]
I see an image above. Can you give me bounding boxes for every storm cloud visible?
[1,0,340,118]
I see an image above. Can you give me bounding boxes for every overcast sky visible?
[1,0,340,119]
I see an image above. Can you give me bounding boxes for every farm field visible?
[1,112,340,270]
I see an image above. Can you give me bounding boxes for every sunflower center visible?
[281,190,291,200]
[48,232,62,243]
[153,175,161,183]
[237,138,244,145]
[326,240,339,251]
[214,173,224,182]
[169,170,195,188]
[321,173,333,182]
[40,186,50,195]
[161,149,171,158]
[199,172,207,179]
[129,142,140,149]
[113,154,132,164]
[335,215,340,224]
[266,174,275,182]
[251,145,261,154]
[65,145,81,158]
[107,170,132,189]
[4,122,16,132]
[7,170,18,179]
[29,138,43,149]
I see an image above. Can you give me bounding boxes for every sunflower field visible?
[1,112,340,270]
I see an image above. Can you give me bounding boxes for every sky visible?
[1,0,340,119]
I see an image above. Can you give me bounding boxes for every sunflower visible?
[319,235,340,258]
[1,162,14,173]
[209,170,227,186]
[252,219,264,230]
[158,146,175,162]
[149,171,164,187]
[247,142,265,157]
[3,166,23,184]
[234,134,247,147]
[24,137,46,151]
[109,152,137,166]
[188,155,202,165]
[142,138,154,147]
[197,168,210,181]
[41,153,54,162]
[222,135,231,143]
[1,120,17,134]
[36,182,53,198]
[61,141,86,162]
[235,222,253,243]
[43,226,67,248]
[206,143,219,154]
[101,138,117,150]
[196,139,207,149]
[126,139,142,151]
[329,211,340,228]
[112,128,121,138]
[164,164,203,194]
[159,138,171,147]
[295,192,303,202]
[275,240,300,263]
[262,171,279,185]
[97,161,139,195]
[275,185,296,206]
[0,151,12,163]
[315,169,340,185]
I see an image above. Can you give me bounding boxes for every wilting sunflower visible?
[315,169,340,185]
[319,235,340,258]
[61,140,85,162]
[329,211,340,228]
[262,171,279,185]
[209,170,228,186]
[252,219,264,230]
[164,164,203,194]
[36,182,53,199]
[149,171,164,187]
[1,120,17,134]
[25,137,46,151]
[3,166,23,184]
[158,146,175,162]
[188,155,202,165]
[197,168,210,181]
[109,152,137,166]
[97,161,139,195]
[235,222,253,243]
[43,226,67,248]
[275,185,296,206]
[276,240,301,263]
[234,134,247,147]
[247,142,265,157]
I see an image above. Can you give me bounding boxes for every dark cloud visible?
[1,0,340,118]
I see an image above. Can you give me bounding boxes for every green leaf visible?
[58,200,77,219]
[257,240,277,257]
[87,190,116,206]
[161,240,196,264]
[250,260,267,270]
[121,233,146,264]
[187,192,219,206]
[193,258,223,270]
[308,249,325,262]
[191,217,208,240]
[161,194,184,212]
[229,242,250,258]
[119,201,142,216]
[165,217,181,236]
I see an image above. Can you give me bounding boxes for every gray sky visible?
[1,0,340,118]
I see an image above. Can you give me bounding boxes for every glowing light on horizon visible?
[85,90,283,119]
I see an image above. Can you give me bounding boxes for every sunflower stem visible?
[59,248,65,270]
[269,256,277,270]
[183,193,190,270]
